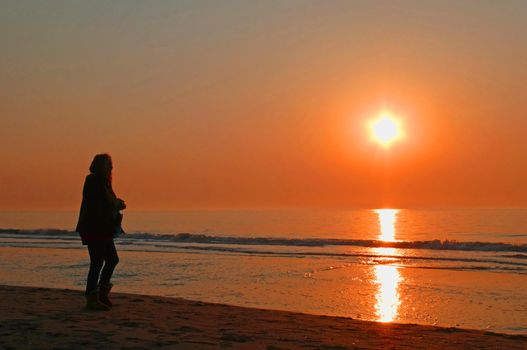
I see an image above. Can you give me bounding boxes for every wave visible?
[1,228,527,253]
[134,243,527,267]
[503,254,527,259]
[0,228,74,237]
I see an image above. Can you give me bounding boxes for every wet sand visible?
[0,285,525,349]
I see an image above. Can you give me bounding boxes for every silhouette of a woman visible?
[76,153,126,310]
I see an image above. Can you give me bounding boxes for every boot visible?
[86,289,110,311]
[98,283,113,308]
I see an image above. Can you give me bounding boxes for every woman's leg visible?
[86,241,105,295]
[85,241,111,310]
[99,240,119,286]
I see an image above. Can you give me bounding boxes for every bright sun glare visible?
[368,112,404,148]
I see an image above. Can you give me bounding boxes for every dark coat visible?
[75,173,119,244]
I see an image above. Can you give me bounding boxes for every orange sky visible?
[1,1,526,210]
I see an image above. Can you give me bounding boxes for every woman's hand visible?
[116,198,127,210]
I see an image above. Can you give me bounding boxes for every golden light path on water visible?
[373,209,402,323]
[375,209,397,242]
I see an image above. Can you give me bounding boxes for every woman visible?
[76,153,126,310]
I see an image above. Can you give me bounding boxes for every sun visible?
[368,111,404,148]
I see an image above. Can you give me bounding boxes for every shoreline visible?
[1,285,525,349]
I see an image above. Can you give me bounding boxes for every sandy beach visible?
[1,285,525,349]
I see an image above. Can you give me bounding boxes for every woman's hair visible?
[89,153,112,176]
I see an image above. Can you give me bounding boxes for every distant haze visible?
[1,1,526,210]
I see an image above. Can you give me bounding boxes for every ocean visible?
[0,209,526,334]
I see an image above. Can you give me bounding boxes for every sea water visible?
[0,209,526,334]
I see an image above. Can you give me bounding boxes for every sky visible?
[1,0,526,210]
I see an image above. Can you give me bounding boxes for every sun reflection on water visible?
[374,208,398,242]
[374,264,401,322]
[373,209,402,323]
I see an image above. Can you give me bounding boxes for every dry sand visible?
[0,285,525,349]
